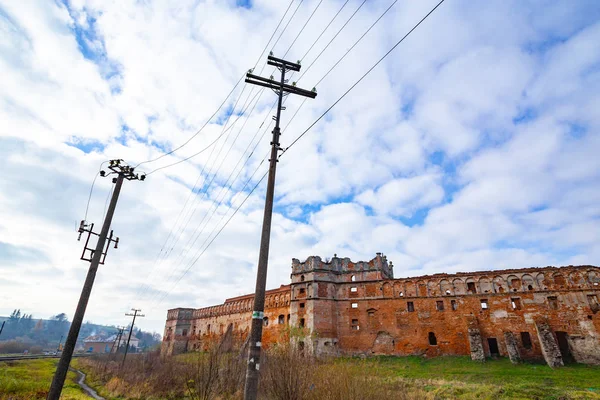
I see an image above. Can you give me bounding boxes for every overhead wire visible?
[137,87,263,301]
[144,89,259,176]
[135,83,253,299]
[142,0,388,307]
[297,0,368,81]
[282,0,447,157]
[134,0,296,170]
[143,0,369,305]
[134,74,244,169]
[315,0,398,87]
[83,161,108,222]
[299,0,350,62]
[151,156,270,310]
[166,89,267,272]
[137,3,308,303]
[281,0,324,59]
[252,0,296,71]
[134,0,307,305]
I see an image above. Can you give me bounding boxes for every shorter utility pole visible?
[56,335,63,353]
[110,327,125,354]
[47,160,145,400]
[0,321,5,338]
[122,309,144,367]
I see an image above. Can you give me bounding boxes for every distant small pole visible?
[56,335,63,353]
[122,309,144,367]
[0,321,5,338]
[110,327,125,354]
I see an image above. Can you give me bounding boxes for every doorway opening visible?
[487,338,499,357]
[555,331,574,363]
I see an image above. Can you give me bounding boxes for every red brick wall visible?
[162,255,600,364]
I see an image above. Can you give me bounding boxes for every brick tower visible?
[290,253,393,355]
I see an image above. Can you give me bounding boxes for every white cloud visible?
[0,0,599,334]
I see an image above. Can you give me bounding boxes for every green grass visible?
[0,359,89,400]
[359,356,600,400]
[70,354,600,400]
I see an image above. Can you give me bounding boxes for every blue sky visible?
[0,0,599,333]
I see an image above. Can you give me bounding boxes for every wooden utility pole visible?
[110,327,125,354]
[47,160,145,400]
[0,321,4,338]
[122,309,144,366]
[243,55,316,400]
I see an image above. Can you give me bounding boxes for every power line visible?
[297,0,368,81]
[315,0,398,87]
[145,87,261,175]
[166,89,267,273]
[136,87,263,301]
[270,0,304,55]
[83,161,108,222]
[137,2,309,302]
[134,74,244,169]
[141,87,267,304]
[282,0,324,59]
[135,83,254,300]
[140,0,350,305]
[253,0,296,71]
[282,0,447,156]
[151,161,269,310]
[134,0,296,169]
[300,0,350,61]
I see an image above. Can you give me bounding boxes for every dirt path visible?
[70,367,105,400]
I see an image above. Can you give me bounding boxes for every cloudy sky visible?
[1,0,599,334]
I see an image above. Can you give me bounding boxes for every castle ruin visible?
[162,254,600,366]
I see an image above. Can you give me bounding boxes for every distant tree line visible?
[0,309,161,352]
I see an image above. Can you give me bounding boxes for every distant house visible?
[83,334,140,353]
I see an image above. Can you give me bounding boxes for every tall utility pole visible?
[122,308,144,366]
[47,160,145,400]
[0,321,4,338]
[243,55,317,400]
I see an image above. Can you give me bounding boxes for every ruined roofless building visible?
[161,253,600,366]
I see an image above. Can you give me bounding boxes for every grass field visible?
[0,358,89,400]
[368,356,600,399]
[2,355,600,399]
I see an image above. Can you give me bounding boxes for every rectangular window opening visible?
[451,300,457,311]
[407,301,414,312]
[547,296,558,310]
[511,298,522,310]
[351,319,360,331]
[351,302,358,309]
[299,302,305,309]
[480,299,488,310]
[436,300,444,311]
[299,318,305,327]
[350,287,358,293]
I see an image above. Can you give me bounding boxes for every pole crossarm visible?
[267,54,301,71]
[245,73,316,98]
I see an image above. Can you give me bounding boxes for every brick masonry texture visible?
[161,253,600,367]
